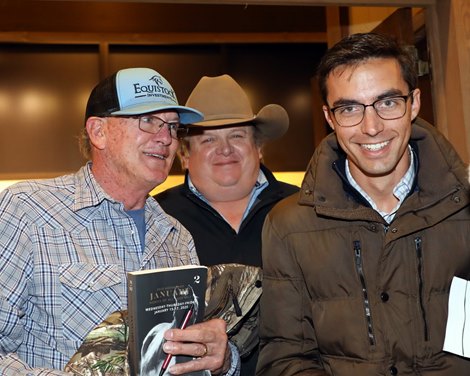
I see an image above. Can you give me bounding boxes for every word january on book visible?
[127,265,208,376]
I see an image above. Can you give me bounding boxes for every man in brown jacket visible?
[257,33,470,375]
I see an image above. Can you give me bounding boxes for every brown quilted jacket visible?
[257,118,470,375]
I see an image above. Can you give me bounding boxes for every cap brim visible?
[111,104,203,124]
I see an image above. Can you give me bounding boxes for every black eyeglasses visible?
[329,91,414,127]
[110,115,188,139]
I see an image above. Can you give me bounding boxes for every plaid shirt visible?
[0,163,199,374]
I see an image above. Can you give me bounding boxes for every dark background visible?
[0,1,330,178]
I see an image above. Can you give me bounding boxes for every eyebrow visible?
[330,88,407,107]
[144,114,180,122]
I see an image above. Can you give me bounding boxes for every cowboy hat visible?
[185,74,289,140]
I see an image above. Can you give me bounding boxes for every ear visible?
[180,155,189,170]
[410,88,421,121]
[257,145,263,161]
[178,141,191,170]
[322,105,336,131]
[85,117,107,151]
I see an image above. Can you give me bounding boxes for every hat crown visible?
[185,74,289,141]
[186,75,255,124]
[115,68,179,109]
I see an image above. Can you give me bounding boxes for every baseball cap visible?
[85,67,203,124]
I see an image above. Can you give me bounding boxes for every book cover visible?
[127,265,208,376]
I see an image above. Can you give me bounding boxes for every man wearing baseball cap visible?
[0,68,239,375]
[156,74,299,375]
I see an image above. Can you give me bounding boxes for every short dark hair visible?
[316,32,418,104]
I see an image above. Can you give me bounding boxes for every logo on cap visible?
[133,74,177,104]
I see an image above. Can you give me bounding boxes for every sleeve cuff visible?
[221,341,240,376]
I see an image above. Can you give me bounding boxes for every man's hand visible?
[161,318,231,375]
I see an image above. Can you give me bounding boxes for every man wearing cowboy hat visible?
[155,74,299,375]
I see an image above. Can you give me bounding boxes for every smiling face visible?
[182,125,262,203]
[322,57,421,188]
[87,110,180,201]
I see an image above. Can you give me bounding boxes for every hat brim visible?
[190,115,255,127]
[188,104,289,140]
[254,104,289,140]
[110,104,203,125]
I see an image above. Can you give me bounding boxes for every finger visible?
[163,340,228,374]
[168,352,221,375]
[162,341,209,358]
[199,343,208,358]
[165,319,227,344]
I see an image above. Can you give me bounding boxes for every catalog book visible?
[127,265,208,376]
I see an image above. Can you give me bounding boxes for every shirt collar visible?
[345,145,416,222]
[187,168,269,220]
[73,162,112,211]
[73,162,169,219]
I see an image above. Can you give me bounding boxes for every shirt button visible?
[391,228,398,233]
[389,365,398,375]
[380,292,389,302]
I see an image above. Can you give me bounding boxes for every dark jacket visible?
[257,118,470,375]
[155,164,299,267]
[156,164,298,376]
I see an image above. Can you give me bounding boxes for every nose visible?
[360,106,384,136]
[154,124,173,146]
[216,137,233,155]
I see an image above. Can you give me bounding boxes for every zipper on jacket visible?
[415,237,429,341]
[228,285,243,317]
[354,240,376,346]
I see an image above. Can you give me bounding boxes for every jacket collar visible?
[298,118,470,219]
